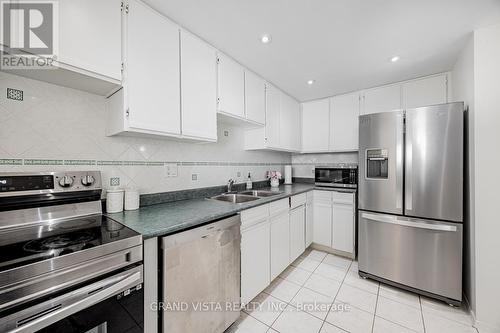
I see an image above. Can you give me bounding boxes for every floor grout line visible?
[419,296,427,333]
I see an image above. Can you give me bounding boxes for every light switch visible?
[165,163,178,177]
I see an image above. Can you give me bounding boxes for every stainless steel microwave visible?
[315,166,358,188]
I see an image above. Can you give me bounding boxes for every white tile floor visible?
[226,249,478,333]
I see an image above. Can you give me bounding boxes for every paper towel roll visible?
[284,165,292,184]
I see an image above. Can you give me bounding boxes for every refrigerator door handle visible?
[361,212,457,232]
[405,113,413,211]
[396,114,404,209]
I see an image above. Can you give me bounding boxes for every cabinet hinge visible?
[121,62,124,72]
[216,57,220,64]
[217,97,220,105]
[126,108,130,117]
[125,3,129,14]
[120,1,123,12]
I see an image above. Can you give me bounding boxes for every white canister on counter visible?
[106,188,124,213]
[125,189,140,211]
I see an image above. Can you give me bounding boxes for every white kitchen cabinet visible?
[180,30,217,141]
[217,53,245,118]
[265,84,282,149]
[290,205,306,262]
[59,0,122,81]
[245,71,266,125]
[301,99,330,152]
[330,93,359,151]
[270,210,290,280]
[331,192,355,254]
[361,84,401,115]
[403,74,448,109]
[305,193,314,247]
[312,191,333,247]
[241,218,271,305]
[280,93,301,151]
[106,0,181,137]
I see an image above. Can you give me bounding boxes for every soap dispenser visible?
[246,173,253,190]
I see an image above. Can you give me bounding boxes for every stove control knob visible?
[81,175,95,186]
[59,175,74,188]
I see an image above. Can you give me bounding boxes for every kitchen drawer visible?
[332,191,354,205]
[313,190,332,203]
[290,193,307,209]
[241,204,269,229]
[269,199,289,216]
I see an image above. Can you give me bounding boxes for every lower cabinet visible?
[290,205,306,262]
[270,210,290,280]
[240,217,271,305]
[312,190,355,257]
[305,194,314,247]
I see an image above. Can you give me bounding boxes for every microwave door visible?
[405,103,464,222]
[358,111,404,215]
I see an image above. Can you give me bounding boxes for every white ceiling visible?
[145,0,500,101]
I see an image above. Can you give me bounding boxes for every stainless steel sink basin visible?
[210,193,260,204]
[239,190,283,197]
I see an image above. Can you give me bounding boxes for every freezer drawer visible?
[358,211,462,302]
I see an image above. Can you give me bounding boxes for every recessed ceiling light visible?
[391,56,400,63]
[307,79,315,85]
[261,34,271,44]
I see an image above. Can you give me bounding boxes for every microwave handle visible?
[6,267,142,333]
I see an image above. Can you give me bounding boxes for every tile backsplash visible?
[291,152,359,178]
[0,72,291,195]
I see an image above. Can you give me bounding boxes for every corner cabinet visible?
[244,84,301,152]
[106,1,217,142]
[217,54,245,118]
[301,99,330,153]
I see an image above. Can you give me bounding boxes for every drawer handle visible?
[361,213,457,232]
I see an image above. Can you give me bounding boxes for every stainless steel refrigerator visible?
[358,102,464,306]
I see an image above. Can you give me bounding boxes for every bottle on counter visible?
[246,173,253,190]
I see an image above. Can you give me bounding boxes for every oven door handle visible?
[5,266,143,333]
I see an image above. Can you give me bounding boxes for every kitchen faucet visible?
[227,179,235,193]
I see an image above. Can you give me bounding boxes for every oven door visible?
[0,265,144,333]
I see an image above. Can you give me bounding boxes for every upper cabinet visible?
[245,71,266,125]
[106,0,216,141]
[330,93,359,151]
[301,99,330,152]
[180,31,217,141]
[217,54,245,118]
[403,74,448,109]
[3,0,122,95]
[361,84,401,115]
[244,85,301,152]
[59,0,122,81]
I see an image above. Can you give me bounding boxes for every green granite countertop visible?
[106,183,315,239]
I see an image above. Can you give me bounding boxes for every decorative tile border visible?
[0,159,292,167]
[291,162,358,167]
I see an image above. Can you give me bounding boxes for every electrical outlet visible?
[224,130,229,137]
[237,171,241,178]
[110,177,120,186]
[165,163,178,177]
[191,174,198,181]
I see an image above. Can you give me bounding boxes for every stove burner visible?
[23,231,95,253]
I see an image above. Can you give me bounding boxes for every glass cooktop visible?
[0,215,139,272]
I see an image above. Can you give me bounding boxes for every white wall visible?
[472,23,500,333]
[450,34,476,315]
[0,72,291,195]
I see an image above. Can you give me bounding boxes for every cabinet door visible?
[290,206,306,262]
[330,93,359,151]
[361,84,401,115]
[313,191,332,247]
[403,74,448,109]
[59,0,122,80]
[245,71,266,124]
[265,84,281,149]
[280,94,301,151]
[125,0,180,135]
[301,99,330,152]
[241,220,271,305]
[180,31,217,140]
[270,212,290,280]
[332,202,354,254]
[305,202,313,247]
[217,54,245,118]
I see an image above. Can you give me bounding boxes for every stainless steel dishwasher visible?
[161,215,241,333]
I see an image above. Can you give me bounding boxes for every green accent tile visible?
[0,158,23,165]
[64,159,96,166]
[97,160,123,166]
[24,159,63,165]
[122,161,146,166]
[146,161,164,166]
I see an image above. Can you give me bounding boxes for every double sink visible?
[210,190,282,204]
